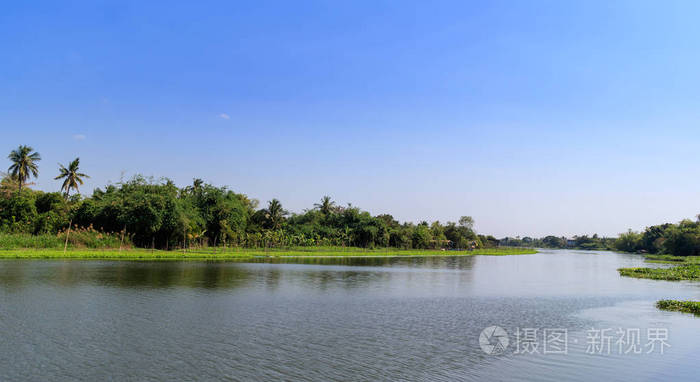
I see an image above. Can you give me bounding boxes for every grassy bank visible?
[657,300,700,316]
[0,246,536,260]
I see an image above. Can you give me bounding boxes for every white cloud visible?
[73,134,86,141]
[219,113,230,120]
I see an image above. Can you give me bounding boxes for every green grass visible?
[618,264,700,281]
[0,246,537,260]
[656,300,700,316]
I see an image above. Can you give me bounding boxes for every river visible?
[0,249,698,381]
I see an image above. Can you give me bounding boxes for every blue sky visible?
[2,0,700,237]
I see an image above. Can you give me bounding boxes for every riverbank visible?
[0,247,537,260]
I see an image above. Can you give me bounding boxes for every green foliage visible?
[618,264,700,281]
[412,222,432,249]
[542,235,565,248]
[500,234,615,250]
[614,229,642,252]
[0,146,494,252]
[660,220,700,256]
[0,246,537,260]
[73,176,183,247]
[644,254,700,264]
[7,145,40,193]
[55,157,89,196]
[610,218,700,256]
[640,223,671,254]
[0,191,38,233]
[656,300,700,316]
[0,229,128,249]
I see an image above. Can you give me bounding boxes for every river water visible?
[0,249,699,381]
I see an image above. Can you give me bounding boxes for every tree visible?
[459,216,474,230]
[430,221,447,248]
[265,199,287,230]
[8,145,41,193]
[614,229,642,253]
[542,235,565,248]
[662,220,700,256]
[412,223,432,249]
[640,224,671,254]
[314,196,335,215]
[55,158,90,196]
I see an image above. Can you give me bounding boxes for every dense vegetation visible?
[613,218,700,256]
[1,145,495,251]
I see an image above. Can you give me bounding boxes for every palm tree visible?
[55,157,89,196]
[192,178,203,191]
[8,145,41,193]
[265,199,287,230]
[314,196,335,215]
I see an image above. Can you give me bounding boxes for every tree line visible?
[500,234,616,250]
[9,144,696,255]
[501,220,700,257]
[1,145,490,250]
[613,218,700,256]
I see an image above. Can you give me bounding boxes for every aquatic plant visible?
[657,300,700,316]
[618,265,700,281]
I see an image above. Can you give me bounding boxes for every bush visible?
[0,229,130,249]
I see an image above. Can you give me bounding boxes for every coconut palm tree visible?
[314,196,335,215]
[265,199,287,230]
[8,145,41,193]
[55,157,89,196]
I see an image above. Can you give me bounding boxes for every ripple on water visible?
[0,250,699,381]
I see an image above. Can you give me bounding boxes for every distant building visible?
[565,238,576,247]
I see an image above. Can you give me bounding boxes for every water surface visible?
[1,250,699,381]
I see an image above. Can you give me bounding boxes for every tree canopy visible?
[0,173,483,250]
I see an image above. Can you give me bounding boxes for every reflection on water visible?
[0,251,699,381]
[0,256,476,291]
